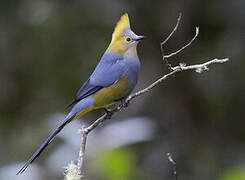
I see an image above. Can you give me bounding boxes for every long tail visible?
[16,114,75,175]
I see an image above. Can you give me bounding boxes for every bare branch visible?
[161,13,182,68]
[160,13,199,70]
[77,126,88,176]
[172,58,229,72]
[127,69,178,101]
[127,57,229,101]
[161,13,182,46]
[164,27,199,59]
[166,152,177,180]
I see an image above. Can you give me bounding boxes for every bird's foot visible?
[104,108,113,119]
[121,99,130,108]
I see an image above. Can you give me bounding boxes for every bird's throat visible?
[124,45,138,58]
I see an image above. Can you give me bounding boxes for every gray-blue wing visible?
[66,79,103,109]
[66,51,125,109]
[89,51,125,86]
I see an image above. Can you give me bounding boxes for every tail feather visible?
[16,114,75,175]
[65,99,76,110]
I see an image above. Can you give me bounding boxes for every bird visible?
[16,13,144,175]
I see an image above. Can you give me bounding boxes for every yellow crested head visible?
[108,13,144,57]
[111,13,130,42]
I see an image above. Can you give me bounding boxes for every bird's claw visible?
[104,108,113,119]
[122,100,129,108]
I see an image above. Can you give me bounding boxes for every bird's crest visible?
[112,13,130,41]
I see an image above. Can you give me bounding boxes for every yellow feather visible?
[111,13,130,42]
[108,13,130,54]
[75,106,95,119]
[93,75,130,108]
[74,75,130,119]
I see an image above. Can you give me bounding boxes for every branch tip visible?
[163,25,199,60]
[166,152,177,180]
[195,26,199,35]
[161,13,182,46]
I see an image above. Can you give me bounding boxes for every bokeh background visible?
[0,0,244,180]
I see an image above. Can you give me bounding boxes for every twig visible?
[166,152,177,180]
[161,13,182,46]
[171,58,228,72]
[160,13,199,70]
[127,57,228,101]
[67,15,230,179]
[164,27,199,60]
[161,13,182,68]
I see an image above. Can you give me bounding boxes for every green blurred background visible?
[0,0,244,179]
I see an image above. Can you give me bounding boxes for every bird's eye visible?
[125,36,132,43]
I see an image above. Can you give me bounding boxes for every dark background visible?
[0,0,244,180]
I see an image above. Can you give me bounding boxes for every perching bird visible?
[17,13,144,174]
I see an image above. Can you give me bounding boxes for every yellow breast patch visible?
[93,75,130,108]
